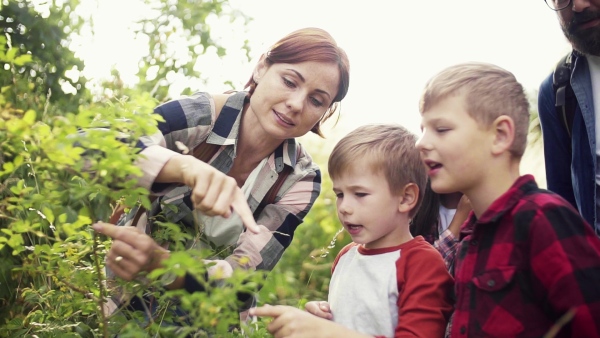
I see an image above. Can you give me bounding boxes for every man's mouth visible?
[570,11,600,32]
[577,18,600,31]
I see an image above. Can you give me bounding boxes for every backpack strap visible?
[553,51,577,138]
[255,143,301,216]
[192,142,221,163]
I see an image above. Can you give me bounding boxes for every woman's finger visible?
[210,176,238,218]
[106,254,138,281]
[197,174,235,216]
[231,190,260,233]
[93,222,139,240]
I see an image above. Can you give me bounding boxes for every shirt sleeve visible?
[537,76,577,209]
[434,228,458,272]
[223,165,321,273]
[529,202,600,337]
[394,244,454,337]
[135,92,215,193]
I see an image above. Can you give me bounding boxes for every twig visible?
[543,308,577,338]
[92,232,109,338]
[58,278,99,302]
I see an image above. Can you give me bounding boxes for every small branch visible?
[92,232,109,338]
[543,308,577,338]
[58,278,99,302]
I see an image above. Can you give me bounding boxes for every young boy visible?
[250,124,453,337]
[417,62,600,337]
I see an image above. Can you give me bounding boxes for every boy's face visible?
[332,162,407,249]
[416,94,492,195]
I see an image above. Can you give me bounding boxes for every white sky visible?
[74,0,570,181]
[75,0,570,136]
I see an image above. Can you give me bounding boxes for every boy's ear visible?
[253,54,268,83]
[398,183,419,214]
[491,115,515,156]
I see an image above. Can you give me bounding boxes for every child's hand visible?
[448,195,472,237]
[456,195,472,217]
[305,301,333,320]
[249,305,369,338]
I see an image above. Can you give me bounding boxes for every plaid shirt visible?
[104,92,320,317]
[135,91,320,275]
[434,228,459,272]
[441,175,600,337]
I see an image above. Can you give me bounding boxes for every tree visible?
[0,1,271,336]
[130,0,251,102]
[0,0,88,113]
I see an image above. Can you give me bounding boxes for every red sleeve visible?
[331,242,358,274]
[394,240,454,337]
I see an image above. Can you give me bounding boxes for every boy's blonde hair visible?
[419,62,530,157]
[328,124,426,218]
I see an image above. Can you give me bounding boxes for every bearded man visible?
[539,0,600,235]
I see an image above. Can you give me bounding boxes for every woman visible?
[93,27,350,317]
[410,180,470,245]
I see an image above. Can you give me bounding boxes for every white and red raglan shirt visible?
[328,236,454,338]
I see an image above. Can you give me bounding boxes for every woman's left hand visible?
[92,222,169,281]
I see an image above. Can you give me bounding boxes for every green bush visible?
[0,47,274,337]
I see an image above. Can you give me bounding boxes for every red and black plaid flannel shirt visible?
[447,175,600,337]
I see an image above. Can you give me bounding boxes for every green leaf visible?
[13,54,33,66]
[23,110,36,125]
[13,155,23,168]
[2,162,14,174]
[42,207,55,224]
[5,47,17,62]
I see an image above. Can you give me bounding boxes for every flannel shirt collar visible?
[461,175,538,237]
[205,91,299,173]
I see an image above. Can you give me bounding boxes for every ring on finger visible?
[115,256,123,263]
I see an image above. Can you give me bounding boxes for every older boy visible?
[417,62,600,337]
[251,124,453,338]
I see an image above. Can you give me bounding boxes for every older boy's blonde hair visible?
[328,124,426,218]
[419,62,530,157]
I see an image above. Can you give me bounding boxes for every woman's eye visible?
[335,193,343,199]
[310,97,323,107]
[283,78,295,88]
[355,193,367,197]
[436,128,450,133]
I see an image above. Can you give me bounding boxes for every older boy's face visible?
[415,95,492,195]
[332,163,407,249]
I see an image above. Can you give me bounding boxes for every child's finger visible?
[319,301,331,312]
[249,304,282,318]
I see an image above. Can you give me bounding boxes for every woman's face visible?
[248,59,340,140]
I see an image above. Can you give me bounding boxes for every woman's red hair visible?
[245,27,350,137]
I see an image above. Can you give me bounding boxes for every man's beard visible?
[562,9,600,56]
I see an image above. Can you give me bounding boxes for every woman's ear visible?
[398,183,419,214]
[491,115,515,156]
[253,54,268,83]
